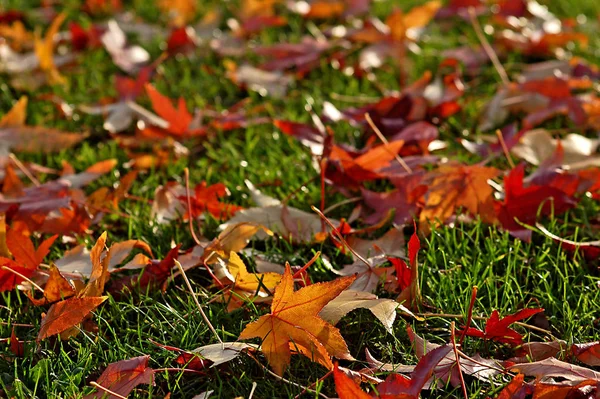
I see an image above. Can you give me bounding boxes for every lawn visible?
[1,0,600,398]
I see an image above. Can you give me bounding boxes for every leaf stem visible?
[364,112,412,173]
[450,322,469,399]
[468,7,510,85]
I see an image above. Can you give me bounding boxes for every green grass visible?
[1,0,600,398]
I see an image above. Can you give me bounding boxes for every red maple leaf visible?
[495,164,577,240]
[462,308,544,346]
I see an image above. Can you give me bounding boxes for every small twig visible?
[245,352,331,399]
[9,154,40,186]
[322,197,361,215]
[320,158,327,233]
[248,382,258,399]
[450,322,469,399]
[174,260,223,344]
[364,113,412,173]
[184,168,203,246]
[459,286,478,345]
[89,382,128,399]
[495,129,515,169]
[1,266,45,293]
[0,321,35,327]
[311,206,371,268]
[468,7,510,85]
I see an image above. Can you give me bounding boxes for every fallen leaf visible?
[419,163,499,231]
[227,64,294,98]
[219,180,331,243]
[397,229,421,310]
[572,342,600,367]
[332,363,371,399]
[37,296,108,341]
[511,129,600,170]
[462,308,545,346]
[319,290,399,333]
[83,355,154,399]
[239,265,356,375]
[178,181,242,220]
[192,342,258,367]
[493,374,527,399]
[214,251,282,311]
[0,96,88,154]
[157,0,196,27]
[26,265,76,305]
[509,357,600,381]
[33,12,67,84]
[9,328,24,357]
[101,20,150,73]
[145,83,203,137]
[334,344,452,399]
[495,164,577,240]
[0,228,57,292]
[407,326,501,387]
[108,245,180,294]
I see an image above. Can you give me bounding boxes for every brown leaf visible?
[0,126,88,153]
[509,357,600,381]
[37,296,108,341]
[27,265,75,306]
[419,163,499,232]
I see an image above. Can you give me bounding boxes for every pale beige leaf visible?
[319,290,399,333]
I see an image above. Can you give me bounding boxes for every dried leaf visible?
[37,296,108,341]
[319,290,399,333]
[420,163,499,231]
[83,355,154,399]
[239,265,355,375]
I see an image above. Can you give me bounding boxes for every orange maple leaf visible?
[37,232,110,340]
[419,163,499,232]
[157,0,196,27]
[145,84,202,137]
[387,1,442,42]
[239,265,356,375]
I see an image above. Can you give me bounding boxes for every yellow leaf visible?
[34,12,67,85]
[227,252,281,294]
[239,265,355,375]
